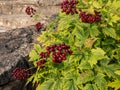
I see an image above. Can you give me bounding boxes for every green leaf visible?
[73,25,85,40]
[29,50,40,61]
[88,48,106,67]
[93,1,102,9]
[69,51,82,63]
[74,39,85,47]
[67,49,82,63]
[57,19,70,31]
[80,70,95,84]
[106,0,112,7]
[83,84,98,90]
[83,84,94,90]
[36,79,54,90]
[52,34,68,43]
[34,44,41,53]
[90,26,100,37]
[92,84,99,90]
[94,73,107,90]
[37,30,54,45]
[111,0,120,10]
[115,70,120,75]
[84,38,96,48]
[32,73,40,84]
[65,72,78,80]
[111,15,120,23]
[63,80,78,90]
[87,6,95,14]
[79,60,91,70]
[102,64,120,79]
[109,14,120,26]
[114,48,120,62]
[67,34,75,45]
[108,80,120,90]
[54,79,62,90]
[26,74,35,85]
[102,28,117,39]
[57,14,74,31]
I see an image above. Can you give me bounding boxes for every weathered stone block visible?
[0,26,41,86]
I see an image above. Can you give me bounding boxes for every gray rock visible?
[2,80,27,90]
[0,87,2,90]
[0,25,41,86]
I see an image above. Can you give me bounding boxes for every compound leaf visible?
[94,73,108,90]
[108,80,120,90]
[88,48,106,67]
[36,79,54,90]
[29,50,40,61]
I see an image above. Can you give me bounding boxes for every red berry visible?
[60,0,78,15]
[35,22,43,31]
[25,6,36,17]
[45,43,73,63]
[62,56,66,60]
[57,51,61,56]
[57,47,62,51]
[13,68,29,80]
[46,46,50,51]
[79,11,101,23]
[58,57,63,62]
[37,59,46,68]
[40,52,44,58]
[39,66,45,69]
[52,58,58,63]
[65,49,69,53]
[62,53,66,57]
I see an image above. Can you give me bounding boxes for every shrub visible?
[13,0,120,90]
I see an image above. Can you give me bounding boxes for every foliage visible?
[28,0,120,90]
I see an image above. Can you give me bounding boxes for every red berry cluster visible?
[35,22,43,31]
[36,59,46,68]
[13,68,29,80]
[25,6,36,17]
[60,0,78,15]
[39,43,73,64]
[79,11,101,23]
[51,43,73,63]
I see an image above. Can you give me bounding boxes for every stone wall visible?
[0,25,41,90]
[0,0,61,29]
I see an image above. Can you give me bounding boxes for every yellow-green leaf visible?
[88,48,106,67]
[36,79,54,90]
[34,44,41,53]
[86,6,95,14]
[54,79,62,90]
[83,84,98,90]
[112,0,120,10]
[102,28,117,39]
[115,70,120,75]
[95,73,107,90]
[110,14,120,24]
[63,80,78,90]
[80,70,95,84]
[90,26,100,37]
[93,1,102,9]
[108,80,120,90]
[29,50,40,61]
